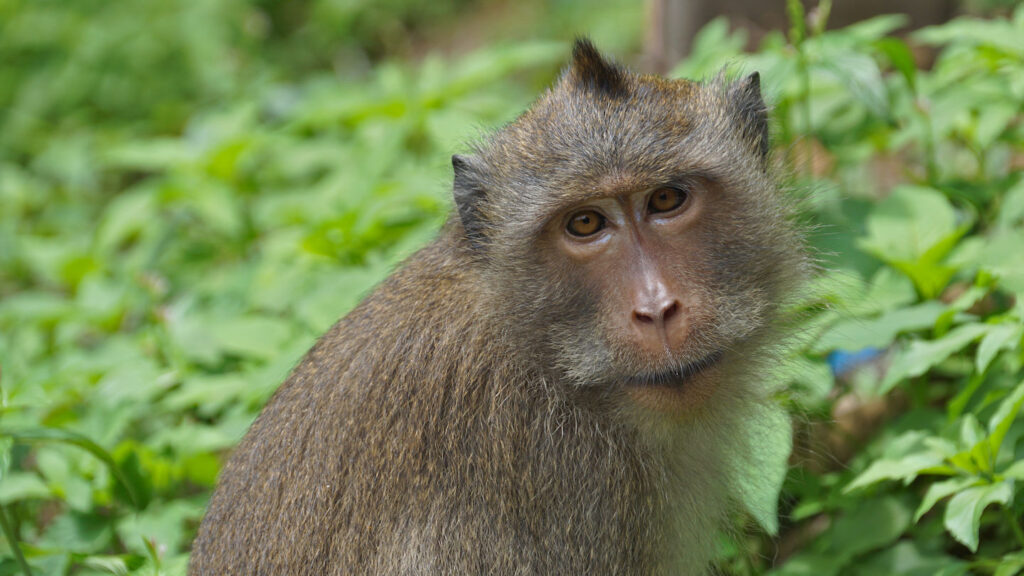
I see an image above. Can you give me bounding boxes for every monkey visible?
[188,39,806,575]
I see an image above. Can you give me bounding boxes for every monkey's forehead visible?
[480,87,742,186]
[528,75,709,130]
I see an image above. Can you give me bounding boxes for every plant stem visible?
[787,0,813,175]
[0,504,32,576]
[917,98,939,183]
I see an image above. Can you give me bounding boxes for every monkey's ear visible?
[566,37,626,96]
[729,72,770,165]
[452,154,488,247]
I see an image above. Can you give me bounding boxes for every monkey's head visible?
[452,39,805,414]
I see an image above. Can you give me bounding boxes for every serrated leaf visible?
[845,453,945,493]
[731,402,791,534]
[813,301,949,353]
[915,477,982,522]
[79,555,131,575]
[977,324,1023,373]
[859,186,959,263]
[944,482,1013,552]
[881,323,990,393]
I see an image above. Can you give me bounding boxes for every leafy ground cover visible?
[0,0,1021,574]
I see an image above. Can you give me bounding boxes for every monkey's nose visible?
[632,299,680,327]
[631,299,683,351]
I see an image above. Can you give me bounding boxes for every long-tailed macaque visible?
[189,39,805,575]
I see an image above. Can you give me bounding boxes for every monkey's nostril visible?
[634,310,655,324]
[662,301,680,322]
[633,300,680,326]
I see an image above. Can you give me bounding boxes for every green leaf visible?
[944,481,1013,552]
[874,38,917,90]
[102,139,194,171]
[974,102,1018,150]
[881,323,990,393]
[977,324,1024,374]
[95,189,158,252]
[996,179,1024,231]
[961,413,986,449]
[828,496,912,558]
[0,427,141,508]
[814,301,950,353]
[845,453,945,493]
[914,476,982,522]
[207,315,295,361]
[0,472,51,504]
[37,510,114,554]
[950,414,990,474]
[672,17,749,78]
[915,16,1024,57]
[78,555,132,575]
[848,541,968,576]
[995,551,1024,576]
[987,380,1024,460]
[731,402,791,534]
[859,186,959,263]
[1002,460,1024,480]
[886,260,958,301]
[111,444,153,510]
[857,186,970,298]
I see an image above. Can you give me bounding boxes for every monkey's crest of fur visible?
[189,39,806,576]
[568,37,627,96]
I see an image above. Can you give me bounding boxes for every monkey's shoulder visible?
[254,233,497,431]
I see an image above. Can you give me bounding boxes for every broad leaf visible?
[944,481,1014,552]
[914,476,982,522]
[845,453,945,492]
[881,323,990,393]
[976,324,1023,373]
[732,402,792,534]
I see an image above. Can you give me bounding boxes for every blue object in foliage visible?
[827,347,884,378]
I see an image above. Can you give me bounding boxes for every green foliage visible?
[692,5,1019,573]
[676,6,1024,575]
[1,0,1022,574]
[0,1,583,572]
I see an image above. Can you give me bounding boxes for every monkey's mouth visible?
[628,350,724,388]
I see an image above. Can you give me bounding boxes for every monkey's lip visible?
[627,350,724,388]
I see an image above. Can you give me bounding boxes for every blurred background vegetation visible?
[0,0,1022,574]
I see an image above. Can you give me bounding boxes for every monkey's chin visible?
[623,350,724,413]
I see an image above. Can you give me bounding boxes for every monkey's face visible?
[534,171,779,413]
[451,42,805,413]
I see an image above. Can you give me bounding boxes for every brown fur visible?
[189,39,805,575]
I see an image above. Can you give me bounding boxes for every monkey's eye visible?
[648,187,687,214]
[566,210,606,237]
